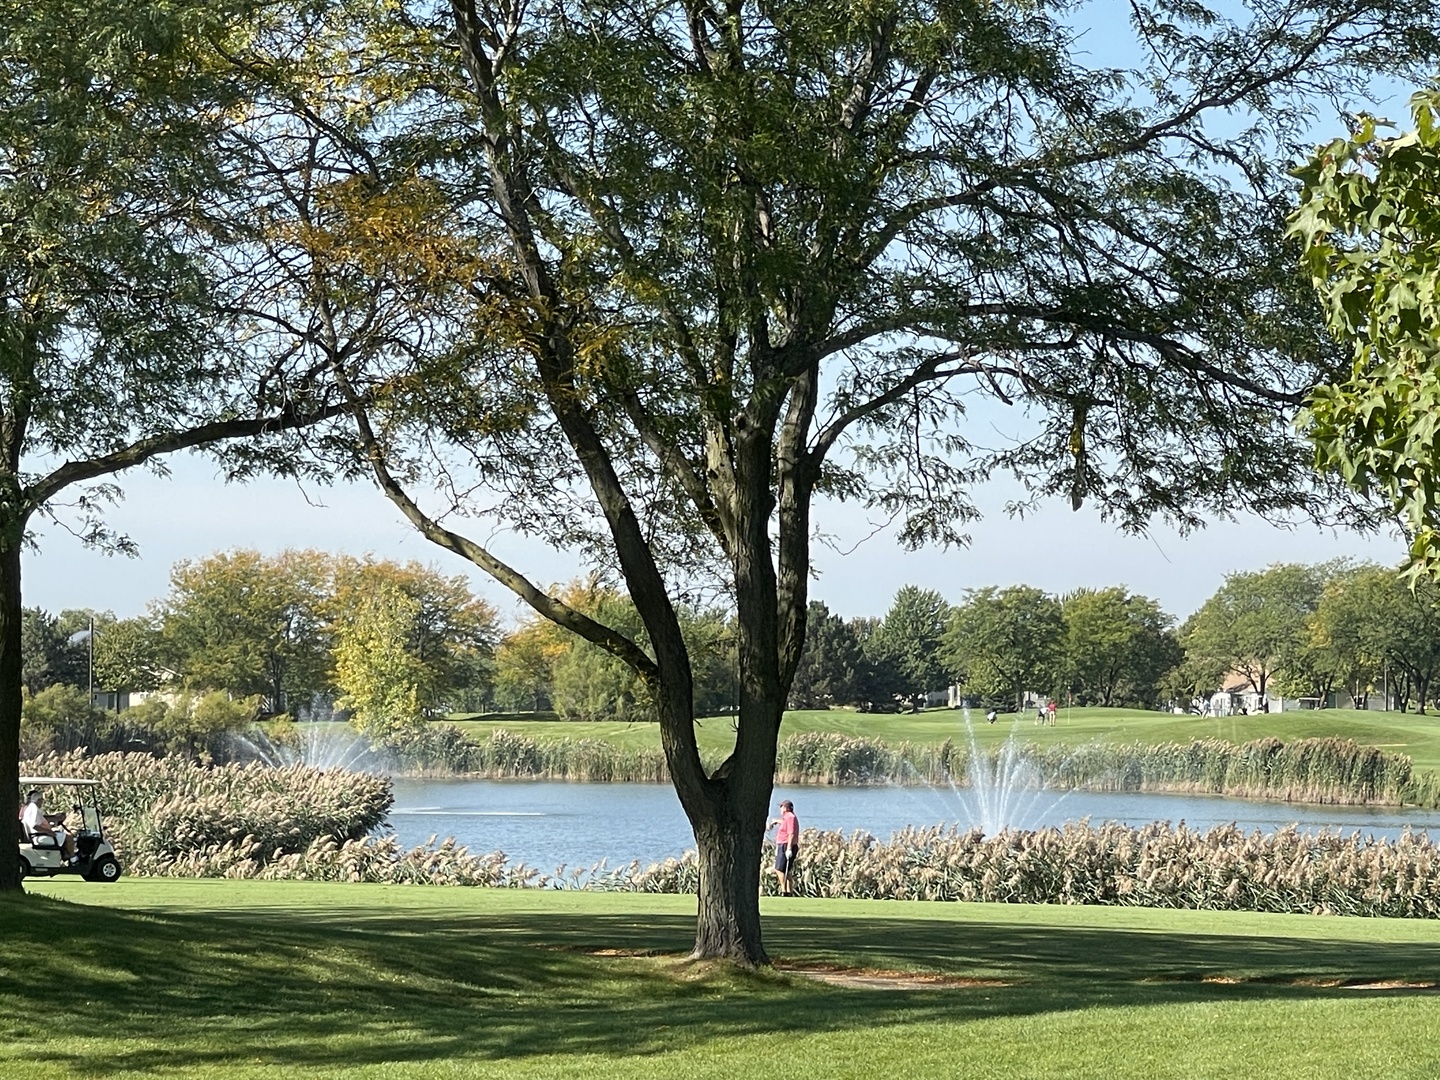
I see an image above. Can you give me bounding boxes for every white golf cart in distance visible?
[18,776,122,882]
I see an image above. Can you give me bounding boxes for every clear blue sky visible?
[21,453,1406,627]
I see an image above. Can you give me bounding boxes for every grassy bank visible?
[451,706,1440,771]
[10,879,1440,1078]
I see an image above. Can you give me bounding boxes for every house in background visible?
[1205,673,1315,715]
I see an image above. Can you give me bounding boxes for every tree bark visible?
[691,801,768,964]
[0,539,24,891]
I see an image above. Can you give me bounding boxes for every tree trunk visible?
[691,803,767,964]
[0,540,23,891]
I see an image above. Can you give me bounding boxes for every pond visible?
[386,777,1440,873]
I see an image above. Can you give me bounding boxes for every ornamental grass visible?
[602,822,1440,917]
[20,750,391,867]
[26,744,1440,920]
[433,728,1436,807]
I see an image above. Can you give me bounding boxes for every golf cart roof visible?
[20,777,100,787]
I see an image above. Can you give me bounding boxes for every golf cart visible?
[18,776,122,882]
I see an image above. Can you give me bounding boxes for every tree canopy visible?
[0,0,357,889]
[1183,563,1328,701]
[1061,588,1181,708]
[943,585,1064,709]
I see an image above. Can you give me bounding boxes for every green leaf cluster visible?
[1293,88,1440,574]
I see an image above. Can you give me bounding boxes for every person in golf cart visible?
[21,787,78,864]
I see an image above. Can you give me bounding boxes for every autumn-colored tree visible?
[332,579,429,737]
[493,618,569,713]
[329,557,501,716]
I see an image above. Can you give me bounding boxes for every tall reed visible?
[421,728,1438,807]
[600,823,1440,918]
[21,750,392,865]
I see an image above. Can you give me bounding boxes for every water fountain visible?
[948,705,1066,834]
[232,722,387,772]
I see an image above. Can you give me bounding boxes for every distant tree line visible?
[21,549,500,750]
[27,554,1440,741]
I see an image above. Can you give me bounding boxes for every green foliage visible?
[332,579,428,737]
[19,607,88,694]
[92,616,164,693]
[1293,89,1440,574]
[19,684,112,757]
[330,556,502,715]
[1061,588,1182,707]
[236,0,1440,957]
[863,587,952,699]
[151,549,501,725]
[22,684,260,761]
[157,550,333,715]
[495,580,735,722]
[491,620,563,713]
[944,586,1064,708]
[1183,563,1329,699]
[548,586,653,722]
[1309,562,1393,706]
[788,602,869,709]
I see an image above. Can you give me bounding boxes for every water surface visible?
[387,777,1440,873]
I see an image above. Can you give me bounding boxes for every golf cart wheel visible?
[87,856,120,883]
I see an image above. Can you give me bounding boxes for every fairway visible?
[452,706,1440,773]
[9,879,1440,1078]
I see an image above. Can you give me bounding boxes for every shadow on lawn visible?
[5,892,1438,1075]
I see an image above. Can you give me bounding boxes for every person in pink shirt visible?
[770,799,799,896]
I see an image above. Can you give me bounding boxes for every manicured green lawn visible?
[9,878,1440,1077]
[451,705,1440,771]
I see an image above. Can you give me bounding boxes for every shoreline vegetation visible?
[383,725,1440,809]
[22,748,1440,919]
[24,747,1440,919]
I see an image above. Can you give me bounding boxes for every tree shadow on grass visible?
[4,892,1439,1075]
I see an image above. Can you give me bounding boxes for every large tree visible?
[943,585,1065,709]
[247,0,1440,961]
[0,2,354,891]
[329,556,502,717]
[1309,562,1394,707]
[1061,588,1180,707]
[157,550,334,715]
[788,601,868,709]
[1182,563,1329,703]
[865,587,953,701]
